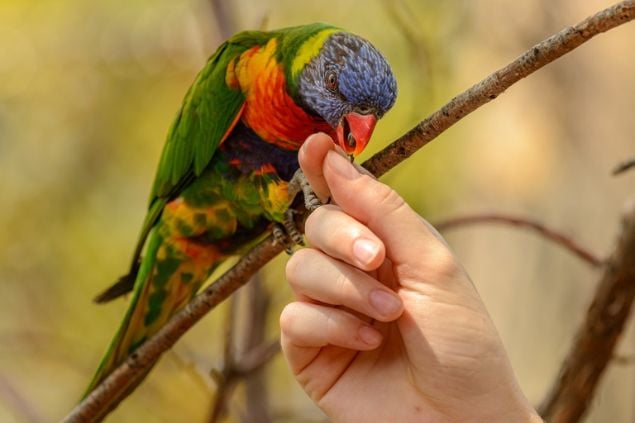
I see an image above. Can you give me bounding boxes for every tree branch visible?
[435,213,604,267]
[362,1,635,178]
[539,203,635,422]
[64,2,635,421]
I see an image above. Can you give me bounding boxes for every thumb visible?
[323,151,449,274]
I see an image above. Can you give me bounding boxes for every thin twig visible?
[64,2,635,421]
[208,275,276,423]
[612,354,635,366]
[612,158,635,175]
[539,204,635,422]
[208,292,239,422]
[241,275,273,423]
[0,374,43,423]
[207,340,280,423]
[435,213,604,267]
[209,0,235,41]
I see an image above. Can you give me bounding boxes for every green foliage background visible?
[0,0,633,421]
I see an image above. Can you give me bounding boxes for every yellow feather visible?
[291,28,339,78]
[235,38,279,93]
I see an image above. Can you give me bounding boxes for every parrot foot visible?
[273,209,305,255]
[289,169,324,212]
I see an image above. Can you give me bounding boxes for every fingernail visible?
[358,325,382,345]
[353,238,379,266]
[326,150,358,180]
[369,290,402,317]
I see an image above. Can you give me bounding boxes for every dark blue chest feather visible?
[220,123,300,181]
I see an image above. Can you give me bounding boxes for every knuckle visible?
[305,204,340,235]
[279,303,301,335]
[323,307,339,338]
[367,178,405,214]
[285,248,311,285]
[425,241,461,280]
[304,206,325,235]
[401,243,461,282]
[332,270,351,304]
[362,178,408,227]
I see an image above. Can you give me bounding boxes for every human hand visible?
[280,133,541,422]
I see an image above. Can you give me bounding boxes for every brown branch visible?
[539,203,635,422]
[64,2,635,421]
[362,1,635,178]
[435,213,604,267]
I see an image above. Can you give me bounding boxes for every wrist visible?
[491,397,543,423]
[505,408,543,423]
[464,382,542,423]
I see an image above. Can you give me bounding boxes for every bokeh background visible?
[1,0,634,421]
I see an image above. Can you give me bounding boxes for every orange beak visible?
[336,112,377,157]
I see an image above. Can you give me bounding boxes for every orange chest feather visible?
[227,39,334,150]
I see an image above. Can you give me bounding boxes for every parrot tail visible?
[92,262,140,304]
[85,227,223,397]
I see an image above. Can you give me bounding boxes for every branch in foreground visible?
[435,213,603,267]
[539,204,635,422]
[64,2,635,421]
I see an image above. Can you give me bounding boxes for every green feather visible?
[95,35,271,302]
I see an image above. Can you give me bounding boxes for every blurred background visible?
[1,0,633,421]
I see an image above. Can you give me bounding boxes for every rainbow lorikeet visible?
[88,23,397,393]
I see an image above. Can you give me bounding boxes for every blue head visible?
[297,32,397,156]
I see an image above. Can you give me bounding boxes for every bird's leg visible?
[272,224,288,250]
[288,169,324,212]
[273,209,304,255]
[282,209,305,246]
[277,168,329,254]
[275,170,311,253]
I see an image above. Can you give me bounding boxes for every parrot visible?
[87,23,397,396]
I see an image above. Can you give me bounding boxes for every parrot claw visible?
[283,209,305,246]
[289,169,323,212]
[273,209,305,255]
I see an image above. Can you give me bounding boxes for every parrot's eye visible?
[356,104,373,115]
[324,71,338,92]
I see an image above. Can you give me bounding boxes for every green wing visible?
[94,33,269,303]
